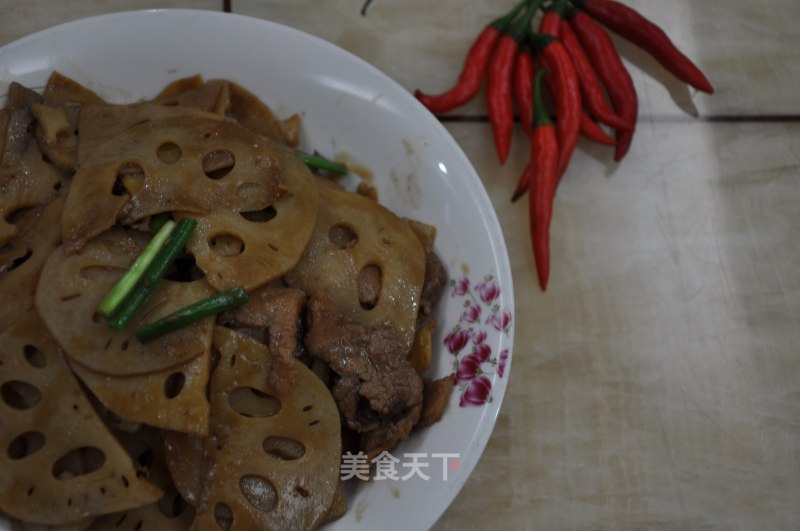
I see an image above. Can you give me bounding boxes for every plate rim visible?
[0,8,515,529]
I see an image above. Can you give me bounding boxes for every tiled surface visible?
[2,1,799,530]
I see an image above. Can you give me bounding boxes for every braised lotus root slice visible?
[0,132,66,245]
[76,102,224,165]
[0,196,64,333]
[152,74,205,102]
[153,79,230,116]
[31,103,78,172]
[0,311,162,526]
[187,144,319,291]
[42,71,105,108]
[62,114,281,253]
[10,518,92,530]
[35,227,215,377]
[191,327,340,531]
[163,431,205,508]
[86,427,196,530]
[285,180,426,351]
[1,82,41,170]
[223,80,294,146]
[67,333,212,435]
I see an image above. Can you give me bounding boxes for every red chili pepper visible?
[527,69,559,291]
[413,0,530,114]
[532,33,581,178]
[514,45,536,138]
[538,10,561,38]
[579,109,615,145]
[559,19,629,131]
[487,1,541,164]
[511,162,532,203]
[570,11,637,161]
[575,0,714,93]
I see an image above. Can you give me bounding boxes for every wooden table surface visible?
[1,1,798,529]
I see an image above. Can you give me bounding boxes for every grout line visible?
[437,114,800,124]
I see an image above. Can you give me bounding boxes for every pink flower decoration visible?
[487,310,512,331]
[460,376,492,407]
[471,329,487,345]
[455,344,491,384]
[473,342,491,362]
[455,353,483,383]
[497,349,509,378]
[444,329,470,354]
[452,278,470,297]
[460,304,481,324]
[476,280,500,304]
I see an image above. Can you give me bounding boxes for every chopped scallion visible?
[96,220,176,317]
[295,151,348,175]
[106,218,198,330]
[134,286,249,343]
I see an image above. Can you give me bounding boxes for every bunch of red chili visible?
[414,0,713,291]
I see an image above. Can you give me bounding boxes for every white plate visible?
[0,9,514,530]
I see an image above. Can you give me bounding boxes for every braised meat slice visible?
[415,374,456,430]
[305,291,424,449]
[419,250,447,318]
[219,286,305,395]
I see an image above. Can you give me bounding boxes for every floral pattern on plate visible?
[443,274,512,407]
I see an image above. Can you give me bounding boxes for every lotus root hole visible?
[262,437,305,461]
[158,484,188,518]
[203,149,235,180]
[302,405,313,412]
[156,142,182,164]
[240,205,277,223]
[328,224,358,249]
[6,206,32,225]
[295,486,310,498]
[52,447,106,480]
[228,387,281,418]
[164,255,206,282]
[23,345,46,368]
[136,448,155,469]
[7,249,32,272]
[1,380,42,410]
[7,431,46,460]
[164,372,186,399]
[214,502,234,529]
[357,264,382,310]
[114,162,145,196]
[209,233,245,257]
[239,475,278,512]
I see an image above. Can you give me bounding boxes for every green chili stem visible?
[106,218,198,330]
[96,220,176,318]
[135,286,249,343]
[492,0,535,31]
[507,0,544,42]
[295,151,348,175]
